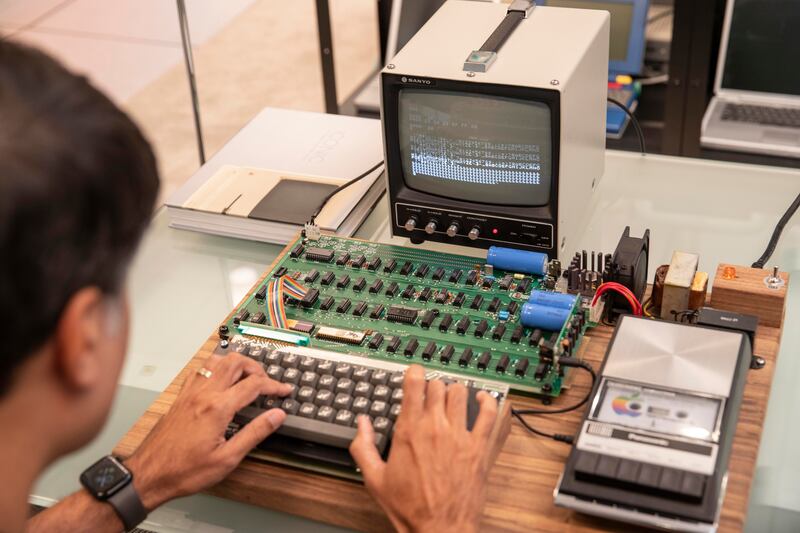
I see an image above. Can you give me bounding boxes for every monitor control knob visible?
[424,220,438,234]
[468,227,480,241]
[404,217,418,231]
[446,222,460,237]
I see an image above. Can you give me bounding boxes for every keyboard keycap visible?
[299,357,317,372]
[335,378,355,395]
[373,385,391,402]
[296,386,315,404]
[318,374,336,391]
[389,403,402,421]
[354,381,373,398]
[370,370,390,386]
[300,371,319,388]
[353,367,372,383]
[373,416,393,434]
[389,372,405,388]
[352,396,371,414]
[314,389,334,407]
[391,388,404,403]
[333,393,353,410]
[266,364,284,381]
[298,402,317,418]
[281,398,300,415]
[264,351,282,366]
[317,360,334,375]
[281,352,299,369]
[283,368,301,385]
[334,363,353,379]
[316,405,335,423]
[369,400,389,418]
[334,409,355,427]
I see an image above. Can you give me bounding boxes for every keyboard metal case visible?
[555,316,753,533]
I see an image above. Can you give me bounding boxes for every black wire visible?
[511,409,573,443]
[607,97,646,155]
[308,161,384,225]
[512,359,597,444]
[752,191,800,269]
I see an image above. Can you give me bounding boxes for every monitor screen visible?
[721,0,800,96]
[542,1,635,63]
[398,89,553,207]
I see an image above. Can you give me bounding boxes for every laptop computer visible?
[353,0,447,114]
[540,0,650,139]
[701,0,800,159]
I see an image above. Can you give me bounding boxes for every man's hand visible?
[349,365,499,533]
[125,353,292,511]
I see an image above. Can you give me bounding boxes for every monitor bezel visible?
[381,72,561,220]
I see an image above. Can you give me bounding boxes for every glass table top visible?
[32,151,800,532]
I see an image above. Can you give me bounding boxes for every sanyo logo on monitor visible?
[400,76,434,86]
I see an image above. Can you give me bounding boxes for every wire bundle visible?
[266,276,308,328]
[591,282,642,316]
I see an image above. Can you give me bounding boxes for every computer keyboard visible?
[721,103,800,128]
[222,338,509,471]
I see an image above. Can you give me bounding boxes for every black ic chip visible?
[305,247,334,262]
[387,305,418,324]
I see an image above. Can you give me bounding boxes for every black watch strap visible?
[107,481,148,532]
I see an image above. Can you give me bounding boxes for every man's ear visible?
[53,287,106,391]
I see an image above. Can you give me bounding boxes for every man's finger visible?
[445,383,468,428]
[210,354,266,389]
[470,391,498,441]
[424,378,446,415]
[401,365,426,418]
[349,415,386,492]
[223,374,293,414]
[225,408,286,459]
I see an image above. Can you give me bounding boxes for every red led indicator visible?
[492,228,499,235]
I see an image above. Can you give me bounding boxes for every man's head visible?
[0,40,158,455]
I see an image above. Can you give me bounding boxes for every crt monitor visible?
[381,1,609,259]
[537,0,650,76]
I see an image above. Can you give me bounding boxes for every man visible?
[0,40,498,532]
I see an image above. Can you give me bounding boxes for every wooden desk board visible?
[115,245,783,532]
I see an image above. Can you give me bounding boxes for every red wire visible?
[592,282,643,316]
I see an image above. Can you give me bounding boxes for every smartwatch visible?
[80,455,148,531]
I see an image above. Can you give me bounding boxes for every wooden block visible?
[710,264,789,327]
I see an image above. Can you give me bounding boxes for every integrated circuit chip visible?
[316,326,366,345]
[386,305,418,324]
[306,246,333,263]
[290,320,315,334]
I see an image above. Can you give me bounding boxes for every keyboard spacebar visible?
[236,407,387,454]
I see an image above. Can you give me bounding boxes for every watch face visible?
[80,456,131,499]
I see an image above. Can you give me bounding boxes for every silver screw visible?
[466,72,476,78]
[550,79,560,86]
[387,63,395,69]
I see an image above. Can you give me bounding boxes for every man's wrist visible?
[123,454,171,512]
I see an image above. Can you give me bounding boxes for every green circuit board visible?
[225,235,590,396]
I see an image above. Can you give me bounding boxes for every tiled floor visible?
[1,0,255,102]
[1,0,379,202]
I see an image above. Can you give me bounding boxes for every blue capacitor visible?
[486,246,548,276]
[520,303,571,331]
[527,290,577,309]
